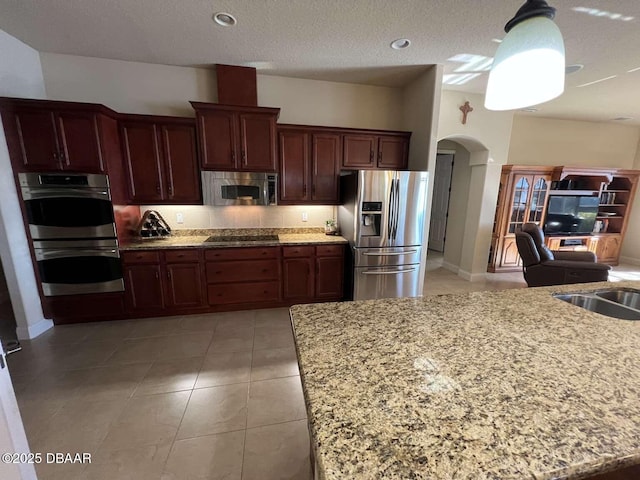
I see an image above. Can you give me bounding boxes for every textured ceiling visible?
[0,0,639,125]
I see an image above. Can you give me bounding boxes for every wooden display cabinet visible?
[488,166,639,272]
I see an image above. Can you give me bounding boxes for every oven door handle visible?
[21,189,110,201]
[35,249,120,261]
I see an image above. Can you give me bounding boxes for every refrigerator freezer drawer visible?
[353,265,421,301]
[354,246,421,267]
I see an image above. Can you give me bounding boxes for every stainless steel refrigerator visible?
[338,170,429,301]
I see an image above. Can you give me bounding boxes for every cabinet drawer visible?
[206,259,280,284]
[208,281,280,305]
[315,244,344,257]
[164,249,201,263]
[205,247,279,261]
[282,246,314,258]
[122,250,161,264]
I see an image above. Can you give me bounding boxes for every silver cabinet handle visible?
[362,250,418,256]
[362,267,417,275]
[35,249,119,261]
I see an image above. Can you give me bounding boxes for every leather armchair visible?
[515,223,610,287]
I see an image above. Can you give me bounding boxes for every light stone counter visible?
[290,281,640,480]
[119,233,347,250]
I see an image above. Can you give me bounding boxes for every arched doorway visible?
[427,135,500,280]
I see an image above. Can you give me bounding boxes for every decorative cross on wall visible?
[459,101,473,125]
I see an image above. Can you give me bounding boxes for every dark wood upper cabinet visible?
[343,134,377,169]
[161,124,200,203]
[0,99,110,173]
[278,127,340,205]
[312,133,341,201]
[121,122,164,202]
[377,135,409,169]
[119,115,201,204]
[343,131,410,170]
[279,130,310,202]
[191,102,280,173]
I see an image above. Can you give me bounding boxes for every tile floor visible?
[8,308,311,480]
[7,262,639,479]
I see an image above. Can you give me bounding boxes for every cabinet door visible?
[124,264,165,311]
[56,111,105,173]
[165,262,205,308]
[499,237,521,268]
[315,256,344,300]
[526,175,551,225]
[507,175,533,234]
[342,134,376,169]
[12,108,60,171]
[279,130,309,202]
[198,109,238,170]
[239,112,277,172]
[160,123,201,203]
[282,257,314,300]
[377,135,408,170]
[121,122,164,203]
[311,133,340,202]
[596,235,622,263]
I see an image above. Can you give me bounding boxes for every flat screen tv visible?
[543,195,599,235]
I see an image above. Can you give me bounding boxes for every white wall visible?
[402,66,443,292]
[508,116,640,168]
[438,141,472,270]
[436,91,514,278]
[0,30,52,339]
[258,75,403,130]
[40,53,216,116]
[40,53,405,131]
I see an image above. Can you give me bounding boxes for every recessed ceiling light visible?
[390,39,411,50]
[612,116,633,121]
[565,64,584,75]
[213,12,237,26]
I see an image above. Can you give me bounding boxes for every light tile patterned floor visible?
[8,307,311,480]
[8,262,639,479]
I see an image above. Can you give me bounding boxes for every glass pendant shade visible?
[485,16,565,111]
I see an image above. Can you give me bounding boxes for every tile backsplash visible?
[140,205,337,230]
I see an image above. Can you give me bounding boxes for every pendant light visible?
[485,0,565,111]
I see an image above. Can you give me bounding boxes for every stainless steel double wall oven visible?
[19,172,124,296]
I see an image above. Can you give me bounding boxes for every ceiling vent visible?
[216,64,258,106]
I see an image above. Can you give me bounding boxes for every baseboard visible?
[619,256,640,266]
[458,269,486,282]
[441,261,459,274]
[16,318,53,340]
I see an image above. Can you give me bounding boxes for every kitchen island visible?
[290,281,640,480]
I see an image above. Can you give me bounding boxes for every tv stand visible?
[545,235,598,253]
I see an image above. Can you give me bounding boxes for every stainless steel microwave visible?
[201,171,277,206]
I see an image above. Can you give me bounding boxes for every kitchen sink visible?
[554,289,640,321]
[204,235,279,243]
[595,288,640,310]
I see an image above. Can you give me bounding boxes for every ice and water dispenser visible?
[361,202,382,237]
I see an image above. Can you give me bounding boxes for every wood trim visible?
[190,101,281,117]
[216,64,258,106]
[0,96,118,116]
[278,123,412,137]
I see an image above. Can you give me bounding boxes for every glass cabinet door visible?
[509,176,530,233]
[528,176,550,224]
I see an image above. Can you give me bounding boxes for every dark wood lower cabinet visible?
[283,257,314,300]
[122,249,205,317]
[47,244,345,323]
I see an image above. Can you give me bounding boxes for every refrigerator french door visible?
[338,170,428,301]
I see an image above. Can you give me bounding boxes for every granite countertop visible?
[290,281,640,480]
[119,230,348,250]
